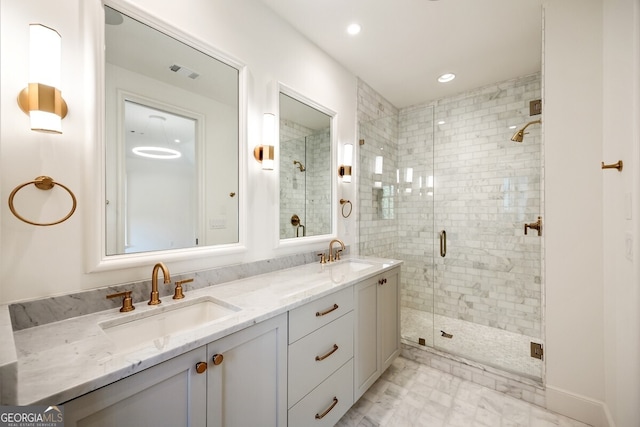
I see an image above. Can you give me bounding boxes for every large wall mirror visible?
[279,91,333,240]
[103,4,240,258]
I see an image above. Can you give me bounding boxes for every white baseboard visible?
[546,385,613,427]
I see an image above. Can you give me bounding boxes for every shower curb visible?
[401,342,547,408]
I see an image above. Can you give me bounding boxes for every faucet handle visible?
[335,249,343,261]
[106,290,135,312]
[317,253,327,264]
[172,278,193,299]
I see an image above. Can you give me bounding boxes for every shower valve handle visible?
[524,216,542,236]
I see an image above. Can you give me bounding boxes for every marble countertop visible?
[0,256,401,406]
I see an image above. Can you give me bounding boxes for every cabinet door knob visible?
[212,354,224,365]
[195,362,207,374]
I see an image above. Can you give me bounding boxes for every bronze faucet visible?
[328,239,345,262]
[149,262,171,305]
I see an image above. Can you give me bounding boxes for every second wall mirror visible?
[104,4,240,257]
[279,91,333,240]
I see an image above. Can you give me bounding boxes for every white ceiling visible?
[258,0,543,108]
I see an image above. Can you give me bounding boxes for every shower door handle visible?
[439,230,447,257]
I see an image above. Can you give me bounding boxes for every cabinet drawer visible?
[288,359,353,427]
[288,311,353,407]
[289,286,353,343]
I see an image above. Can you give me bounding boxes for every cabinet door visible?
[379,270,401,370]
[207,314,287,427]
[63,347,207,427]
[354,267,401,401]
[354,276,379,400]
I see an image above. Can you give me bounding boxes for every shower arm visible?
[520,119,541,134]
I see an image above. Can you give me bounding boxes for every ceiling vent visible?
[169,64,200,80]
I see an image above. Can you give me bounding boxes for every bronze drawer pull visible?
[316,304,339,317]
[315,344,339,361]
[315,397,338,419]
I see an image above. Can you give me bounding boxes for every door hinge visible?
[531,342,544,360]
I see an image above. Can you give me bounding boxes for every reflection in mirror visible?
[104,5,239,256]
[279,92,332,239]
[116,100,197,254]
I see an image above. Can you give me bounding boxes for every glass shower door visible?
[358,107,438,350]
[431,79,543,380]
[395,106,436,349]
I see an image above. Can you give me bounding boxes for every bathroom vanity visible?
[2,257,401,426]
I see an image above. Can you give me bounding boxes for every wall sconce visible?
[338,143,353,183]
[17,24,68,134]
[254,113,275,170]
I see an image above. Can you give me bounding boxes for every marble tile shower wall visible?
[279,120,330,238]
[358,74,543,340]
[429,73,542,339]
[396,105,436,315]
[305,128,331,236]
[357,79,400,259]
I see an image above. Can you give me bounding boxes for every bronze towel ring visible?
[340,198,352,218]
[8,176,77,226]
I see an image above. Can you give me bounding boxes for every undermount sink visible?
[343,260,376,272]
[100,297,240,352]
[331,259,376,273]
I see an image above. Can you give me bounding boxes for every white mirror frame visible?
[276,83,338,250]
[86,0,247,272]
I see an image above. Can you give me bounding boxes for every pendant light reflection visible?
[17,24,68,134]
[132,146,182,159]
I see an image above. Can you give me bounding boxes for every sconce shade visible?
[263,113,275,146]
[339,143,353,183]
[17,24,67,134]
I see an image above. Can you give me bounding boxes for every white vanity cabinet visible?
[59,261,401,427]
[63,346,208,427]
[206,313,287,427]
[287,287,354,427]
[63,313,287,427]
[354,267,401,400]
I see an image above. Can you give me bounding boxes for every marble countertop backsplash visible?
[0,253,401,406]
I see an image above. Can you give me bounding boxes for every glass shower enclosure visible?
[358,74,543,381]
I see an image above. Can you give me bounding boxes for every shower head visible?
[510,119,541,142]
[293,160,305,172]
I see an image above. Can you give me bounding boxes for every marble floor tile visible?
[336,357,591,427]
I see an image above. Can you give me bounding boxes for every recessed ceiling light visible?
[437,73,456,83]
[132,146,182,159]
[347,23,361,35]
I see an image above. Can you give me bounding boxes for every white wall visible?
[602,0,640,425]
[0,0,357,304]
[543,0,607,424]
[545,1,640,426]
